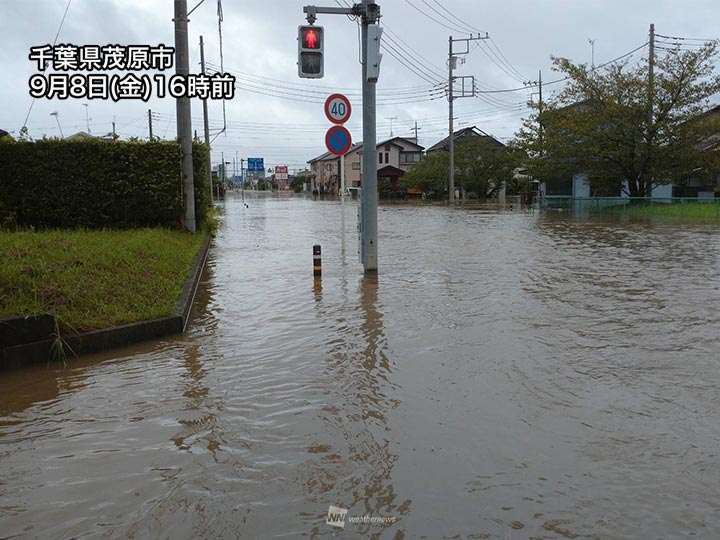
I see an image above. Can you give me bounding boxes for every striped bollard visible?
[313,245,322,277]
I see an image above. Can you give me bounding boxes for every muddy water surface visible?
[2,193,720,539]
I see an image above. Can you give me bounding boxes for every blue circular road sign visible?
[325,125,352,156]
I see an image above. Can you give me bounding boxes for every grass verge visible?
[0,229,207,332]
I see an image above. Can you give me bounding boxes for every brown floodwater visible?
[2,193,720,539]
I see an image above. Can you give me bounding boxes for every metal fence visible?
[540,196,720,223]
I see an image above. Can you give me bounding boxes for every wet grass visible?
[0,229,206,332]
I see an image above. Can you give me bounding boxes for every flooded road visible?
[2,193,720,539]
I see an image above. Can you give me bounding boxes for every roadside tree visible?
[514,42,720,196]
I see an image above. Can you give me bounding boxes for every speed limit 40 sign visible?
[324,93,352,124]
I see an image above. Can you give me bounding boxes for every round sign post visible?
[325,125,352,156]
[324,93,352,124]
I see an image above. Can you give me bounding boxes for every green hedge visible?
[0,138,209,229]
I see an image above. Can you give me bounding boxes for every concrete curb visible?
[0,234,212,371]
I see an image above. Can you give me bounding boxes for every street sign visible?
[275,165,289,180]
[324,93,352,124]
[247,157,264,173]
[325,125,352,156]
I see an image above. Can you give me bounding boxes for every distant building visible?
[354,136,424,194]
[307,137,424,196]
[426,126,504,154]
[307,143,362,195]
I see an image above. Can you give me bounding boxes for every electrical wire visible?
[401,0,469,35]
[22,0,73,131]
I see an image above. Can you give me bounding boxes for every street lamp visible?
[82,103,91,134]
[50,111,64,138]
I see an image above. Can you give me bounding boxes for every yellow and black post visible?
[313,244,322,277]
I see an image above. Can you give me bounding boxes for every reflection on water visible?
[1,193,720,539]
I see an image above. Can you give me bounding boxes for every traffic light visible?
[298,25,324,78]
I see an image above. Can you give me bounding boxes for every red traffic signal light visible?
[298,25,324,79]
[301,27,321,49]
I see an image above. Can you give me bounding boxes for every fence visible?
[540,196,720,223]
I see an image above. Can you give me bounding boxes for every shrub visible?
[0,138,209,230]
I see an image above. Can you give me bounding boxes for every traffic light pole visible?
[360,4,378,271]
[302,1,380,273]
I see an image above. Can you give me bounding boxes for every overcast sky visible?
[1,0,719,172]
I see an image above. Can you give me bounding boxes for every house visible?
[426,126,504,154]
[307,137,423,195]
[354,136,424,194]
[307,143,362,195]
[673,104,720,198]
[426,126,508,199]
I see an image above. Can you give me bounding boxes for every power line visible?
[382,24,447,75]
[22,0,73,131]
[402,0,469,34]
[473,41,526,84]
[430,0,485,34]
[656,33,719,42]
[488,38,528,81]
[416,0,477,36]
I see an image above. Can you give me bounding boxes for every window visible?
[379,153,383,164]
[400,152,421,164]
[385,152,389,164]
[352,162,360,170]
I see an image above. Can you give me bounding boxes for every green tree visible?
[514,42,720,197]
[401,150,448,196]
[455,137,517,199]
[291,174,309,193]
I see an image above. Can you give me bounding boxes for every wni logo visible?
[326,505,348,528]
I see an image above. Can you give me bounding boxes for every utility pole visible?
[241,158,245,200]
[448,36,455,202]
[174,0,196,232]
[448,33,487,202]
[360,0,380,271]
[538,70,543,149]
[148,109,153,140]
[648,23,655,196]
[199,35,213,205]
[83,103,91,133]
[385,116,397,137]
[411,120,421,144]
[648,23,655,125]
